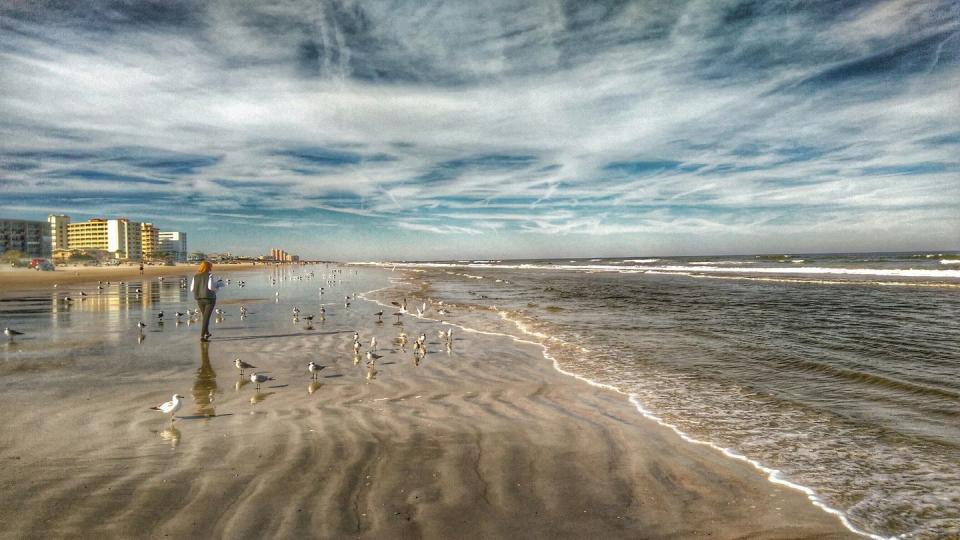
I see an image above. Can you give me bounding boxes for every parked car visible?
[30,259,55,271]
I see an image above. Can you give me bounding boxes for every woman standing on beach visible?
[191,261,219,341]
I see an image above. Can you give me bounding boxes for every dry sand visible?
[0,269,858,539]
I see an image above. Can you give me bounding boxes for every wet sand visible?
[0,269,857,539]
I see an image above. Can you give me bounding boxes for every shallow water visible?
[385,253,960,539]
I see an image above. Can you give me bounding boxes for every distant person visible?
[191,261,220,341]
[139,262,144,275]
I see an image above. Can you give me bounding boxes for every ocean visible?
[373,252,960,539]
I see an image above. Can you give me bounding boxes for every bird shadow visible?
[267,384,288,389]
[382,361,397,365]
[177,413,235,420]
[323,374,344,378]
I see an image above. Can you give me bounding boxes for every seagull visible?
[5,327,24,341]
[235,358,256,375]
[366,351,383,363]
[137,321,147,331]
[307,361,325,379]
[370,336,377,351]
[302,315,314,321]
[250,372,275,390]
[375,310,383,322]
[292,307,301,316]
[353,331,360,342]
[353,340,362,354]
[366,361,378,380]
[174,311,185,320]
[215,308,225,317]
[150,394,184,422]
[157,311,164,320]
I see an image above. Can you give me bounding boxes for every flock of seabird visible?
[3,268,459,424]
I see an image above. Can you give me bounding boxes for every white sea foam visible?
[941,259,960,265]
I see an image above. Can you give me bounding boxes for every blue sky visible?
[1,0,958,260]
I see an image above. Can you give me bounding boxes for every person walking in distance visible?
[139,262,144,275]
[191,261,220,341]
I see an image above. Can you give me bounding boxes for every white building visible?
[158,231,188,262]
[48,214,71,254]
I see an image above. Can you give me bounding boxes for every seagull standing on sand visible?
[375,310,383,322]
[308,361,325,379]
[370,336,377,351]
[250,372,275,390]
[150,394,184,422]
[5,327,24,341]
[137,321,147,332]
[235,358,256,376]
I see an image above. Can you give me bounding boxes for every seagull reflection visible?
[250,391,275,405]
[308,381,322,395]
[159,426,181,449]
[138,333,146,344]
[235,378,251,392]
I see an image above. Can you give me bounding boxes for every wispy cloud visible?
[1,0,958,258]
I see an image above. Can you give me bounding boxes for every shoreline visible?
[0,267,860,538]
[362,273,864,539]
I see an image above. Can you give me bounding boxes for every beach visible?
[0,266,857,539]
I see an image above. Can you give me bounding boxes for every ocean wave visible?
[370,261,960,280]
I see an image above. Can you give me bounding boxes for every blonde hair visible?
[198,261,213,273]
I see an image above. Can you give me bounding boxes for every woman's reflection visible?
[193,341,218,417]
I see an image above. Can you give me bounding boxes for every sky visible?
[1,0,958,260]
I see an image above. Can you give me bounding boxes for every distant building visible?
[269,248,299,262]
[0,218,50,258]
[158,231,187,262]
[67,218,142,260]
[48,214,70,253]
[140,223,159,260]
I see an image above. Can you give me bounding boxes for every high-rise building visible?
[48,214,70,254]
[67,218,142,260]
[158,231,187,262]
[271,248,289,262]
[141,223,159,260]
[0,218,50,258]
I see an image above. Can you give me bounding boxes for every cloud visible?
[0,0,958,259]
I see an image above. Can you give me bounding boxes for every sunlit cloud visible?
[0,0,958,259]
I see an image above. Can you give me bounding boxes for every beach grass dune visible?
[0,271,856,539]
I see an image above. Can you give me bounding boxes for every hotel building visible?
[158,231,188,262]
[67,218,142,260]
[0,218,50,258]
[141,223,159,260]
[48,214,70,255]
